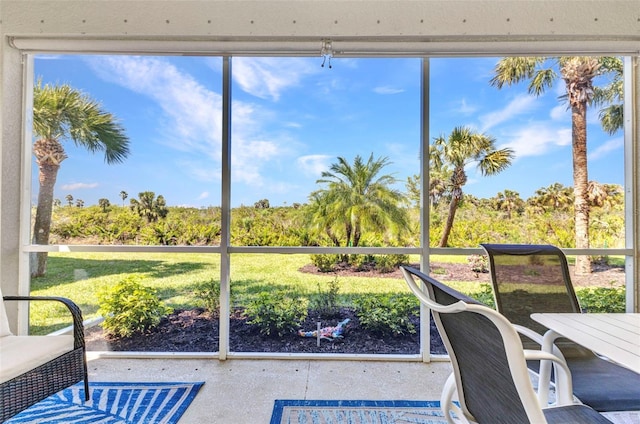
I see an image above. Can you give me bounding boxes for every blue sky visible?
[33,55,623,208]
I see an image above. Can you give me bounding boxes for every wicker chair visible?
[480,243,640,412]
[1,290,89,421]
[400,266,612,424]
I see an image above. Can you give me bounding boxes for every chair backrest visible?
[401,266,546,424]
[480,244,581,344]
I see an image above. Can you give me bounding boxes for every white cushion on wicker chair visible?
[0,287,14,337]
[0,335,74,383]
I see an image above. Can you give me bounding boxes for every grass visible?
[29,252,491,334]
[31,252,623,334]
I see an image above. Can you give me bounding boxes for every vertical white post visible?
[420,58,432,362]
[219,56,232,358]
[19,53,34,334]
[624,56,639,312]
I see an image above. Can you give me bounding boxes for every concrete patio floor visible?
[86,356,453,423]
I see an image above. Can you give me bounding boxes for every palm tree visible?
[32,80,129,277]
[494,189,524,219]
[530,182,574,212]
[305,191,343,248]
[431,126,514,247]
[130,191,169,223]
[405,175,420,208]
[120,190,128,206]
[311,153,408,248]
[593,57,624,135]
[490,56,619,274]
[429,166,453,208]
[587,181,624,210]
[98,198,111,212]
[65,194,74,207]
[406,163,451,209]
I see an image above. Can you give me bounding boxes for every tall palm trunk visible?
[571,102,591,274]
[439,195,460,247]
[562,57,598,275]
[31,138,66,277]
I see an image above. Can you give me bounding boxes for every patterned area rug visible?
[271,399,640,424]
[6,381,204,424]
[270,400,448,424]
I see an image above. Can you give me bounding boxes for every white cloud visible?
[479,95,537,131]
[456,98,477,115]
[61,182,98,190]
[87,56,290,190]
[232,57,318,101]
[373,86,404,95]
[589,137,623,160]
[232,139,281,185]
[87,56,222,160]
[503,124,571,158]
[197,192,210,200]
[296,154,332,177]
[550,104,569,121]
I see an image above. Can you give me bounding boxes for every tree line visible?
[48,176,624,252]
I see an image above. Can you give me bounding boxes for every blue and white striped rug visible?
[270,400,448,424]
[6,381,204,424]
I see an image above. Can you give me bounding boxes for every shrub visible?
[349,254,373,271]
[310,254,341,272]
[470,283,496,308]
[310,277,341,317]
[354,293,419,336]
[195,279,221,316]
[98,275,172,338]
[244,291,309,337]
[467,254,489,273]
[374,254,409,273]
[576,285,625,313]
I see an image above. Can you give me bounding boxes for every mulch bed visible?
[85,307,446,355]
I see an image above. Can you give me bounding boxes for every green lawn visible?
[28,252,491,334]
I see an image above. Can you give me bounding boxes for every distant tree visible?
[428,164,453,208]
[120,190,128,206]
[587,181,623,209]
[530,183,573,212]
[98,198,111,212]
[32,79,129,276]
[75,199,84,208]
[254,198,270,209]
[310,153,408,248]
[65,194,74,207]
[430,126,514,247]
[406,163,452,209]
[405,175,420,208]
[493,189,525,219]
[53,198,61,208]
[130,191,168,223]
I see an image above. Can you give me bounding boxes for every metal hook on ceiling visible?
[320,39,333,69]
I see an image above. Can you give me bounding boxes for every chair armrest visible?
[441,372,473,424]
[523,349,574,407]
[513,324,567,361]
[3,296,85,350]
